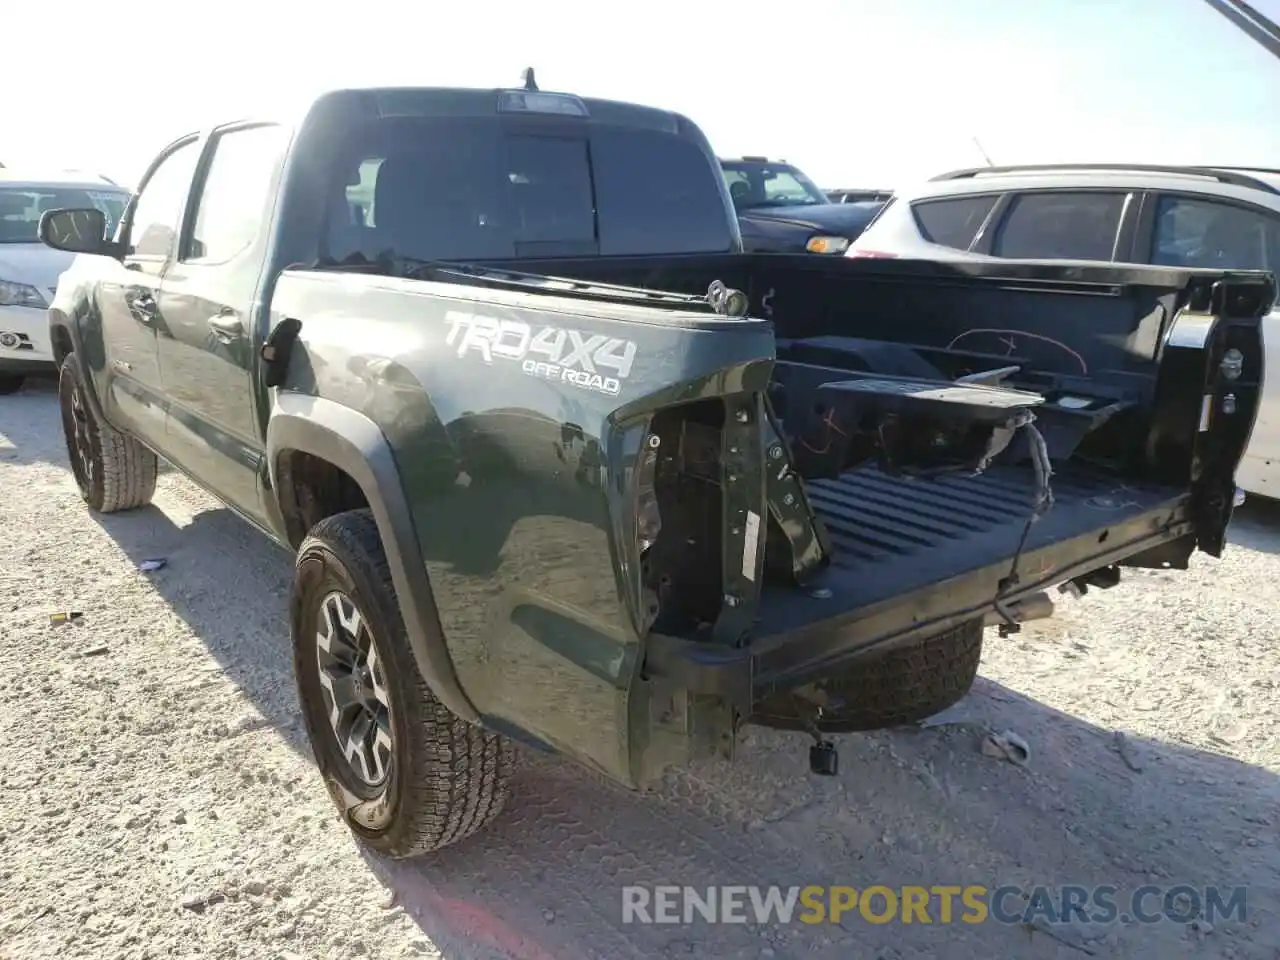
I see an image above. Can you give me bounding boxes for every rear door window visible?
[992,191,1127,260]
[911,195,999,250]
[185,124,287,264]
[1151,194,1278,271]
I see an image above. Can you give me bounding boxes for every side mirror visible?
[37,208,111,255]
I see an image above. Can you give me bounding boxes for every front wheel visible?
[57,355,157,512]
[291,508,510,858]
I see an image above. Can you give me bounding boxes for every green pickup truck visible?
[38,75,1269,859]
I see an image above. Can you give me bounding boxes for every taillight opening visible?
[636,400,726,638]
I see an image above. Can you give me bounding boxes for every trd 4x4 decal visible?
[444,310,637,397]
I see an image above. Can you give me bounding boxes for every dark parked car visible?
[824,187,894,204]
[721,156,886,254]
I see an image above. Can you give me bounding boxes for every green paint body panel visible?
[268,272,775,782]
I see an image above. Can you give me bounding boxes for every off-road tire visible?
[291,508,510,858]
[753,619,984,732]
[57,355,157,512]
[0,374,25,395]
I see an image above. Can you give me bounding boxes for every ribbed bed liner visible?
[754,463,1183,635]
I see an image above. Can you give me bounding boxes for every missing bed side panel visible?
[642,400,726,638]
[641,395,815,643]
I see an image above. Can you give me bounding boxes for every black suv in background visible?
[720,156,885,255]
[825,187,895,204]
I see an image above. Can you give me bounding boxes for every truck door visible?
[155,122,288,526]
[95,136,201,451]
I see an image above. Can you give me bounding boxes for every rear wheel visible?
[752,619,984,731]
[57,355,157,512]
[291,508,510,858]
[0,374,24,395]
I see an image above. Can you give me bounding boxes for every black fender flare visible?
[47,308,112,426]
[267,392,481,725]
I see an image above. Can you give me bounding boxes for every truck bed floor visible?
[754,464,1184,637]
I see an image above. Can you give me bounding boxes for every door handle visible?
[207,311,245,343]
[130,293,158,324]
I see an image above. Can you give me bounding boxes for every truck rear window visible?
[330,118,734,262]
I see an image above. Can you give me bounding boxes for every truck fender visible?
[48,306,111,427]
[266,392,481,725]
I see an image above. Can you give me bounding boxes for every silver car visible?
[1,170,130,394]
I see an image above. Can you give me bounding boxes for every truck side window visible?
[129,140,201,258]
[186,125,288,264]
[992,191,1126,261]
[1152,195,1276,272]
[911,195,999,251]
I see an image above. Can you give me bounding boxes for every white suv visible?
[1,171,130,394]
[847,163,1280,499]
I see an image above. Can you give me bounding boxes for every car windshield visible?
[0,186,129,244]
[720,161,829,210]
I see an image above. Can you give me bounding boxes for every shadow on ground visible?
[1226,494,1280,554]
[0,377,63,468]
[86,497,1280,960]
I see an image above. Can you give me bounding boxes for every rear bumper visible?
[0,305,55,371]
[643,497,1193,708]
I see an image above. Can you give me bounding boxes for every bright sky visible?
[5,0,1279,191]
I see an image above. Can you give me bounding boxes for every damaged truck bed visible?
[506,254,1269,759]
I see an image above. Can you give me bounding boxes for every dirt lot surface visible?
[2,379,1278,959]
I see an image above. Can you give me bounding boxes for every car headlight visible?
[0,279,47,309]
[805,235,851,255]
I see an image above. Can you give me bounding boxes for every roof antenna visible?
[972,136,996,168]
[521,67,538,92]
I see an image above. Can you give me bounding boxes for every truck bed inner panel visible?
[753,464,1184,636]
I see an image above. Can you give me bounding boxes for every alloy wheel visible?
[314,590,395,788]
[68,382,95,491]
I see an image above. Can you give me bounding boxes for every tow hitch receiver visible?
[809,738,839,776]
[799,701,840,776]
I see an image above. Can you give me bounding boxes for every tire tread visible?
[58,355,157,513]
[754,619,985,731]
[297,509,509,858]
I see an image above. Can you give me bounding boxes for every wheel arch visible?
[47,309,111,425]
[267,392,481,725]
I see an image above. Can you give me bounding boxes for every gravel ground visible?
[1,379,1278,960]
